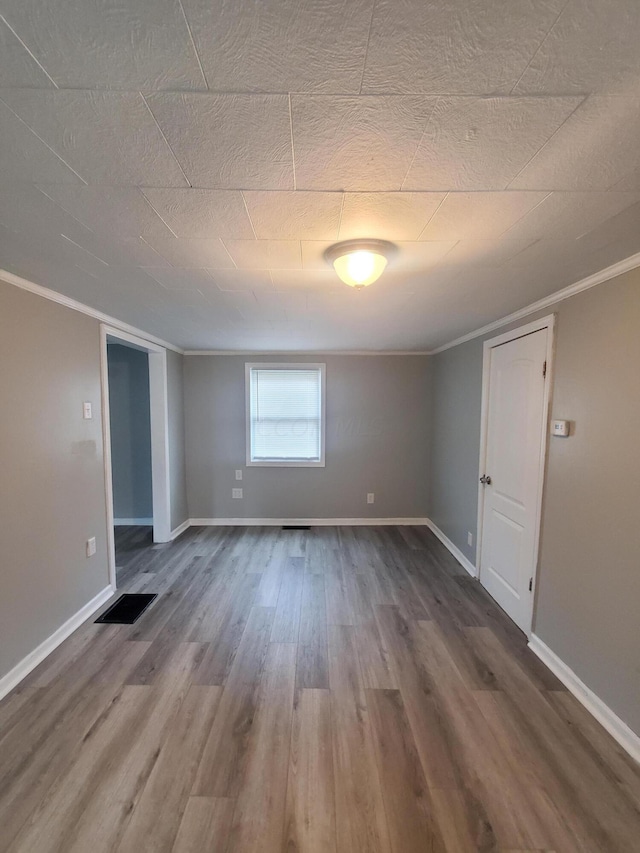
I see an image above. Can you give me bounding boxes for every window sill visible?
[246,459,325,468]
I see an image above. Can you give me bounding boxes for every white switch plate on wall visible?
[367,493,375,504]
[235,470,243,480]
[83,401,92,419]
[86,537,96,557]
[232,488,243,499]
[467,532,473,547]
[552,419,570,437]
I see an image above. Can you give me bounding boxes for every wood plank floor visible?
[1,525,639,852]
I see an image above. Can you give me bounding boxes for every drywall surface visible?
[429,336,484,563]
[167,349,189,531]
[106,343,152,521]
[430,267,640,736]
[0,281,109,682]
[184,354,431,519]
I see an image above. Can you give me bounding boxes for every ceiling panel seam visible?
[0,13,59,88]
[509,0,572,95]
[140,93,193,188]
[176,0,210,90]
[506,94,589,189]
[0,94,87,182]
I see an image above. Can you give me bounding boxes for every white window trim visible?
[245,362,326,468]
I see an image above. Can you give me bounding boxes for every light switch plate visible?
[552,419,570,437]
[367,493,375,504]
[235,470,243,480]
[86,537,96,557]
[83,401,92,419]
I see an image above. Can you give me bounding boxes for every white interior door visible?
[479,326,550,634]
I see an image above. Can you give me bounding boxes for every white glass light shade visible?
[324,240,396,289]
[332,250,387,287]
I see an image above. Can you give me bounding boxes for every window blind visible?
[249,368,322,461]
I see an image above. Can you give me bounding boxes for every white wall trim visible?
[0,585,114,702]
[148,347,172,544]
[114,518,154,526]
[430,250,640,355]
[189,517,430,527]
[184,350,431,356]
[425,519,478,578]
[170,518,190,540]
[0,269,183,354]
[528,634,640,765]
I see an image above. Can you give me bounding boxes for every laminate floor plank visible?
[467,627,640,851]
[328,624,392,853]
[194,572,262,685]
[325,557,359,627]
[270,557,304,643]
[285,688,337,853]
[296,572,329,689]
[171,797,235,853]
[352,574,397,689]
[366,687,446,852]
[545,690,640,810]
[191,606,275,798]
[14,643,205,853]
[0,640,151,850]
[374,604,462,790]
[417,621,569,850]
[225,643,296,852]
[117,685,223,853]
[0,525,638,853]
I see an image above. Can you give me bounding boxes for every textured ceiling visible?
[1,0,640,351]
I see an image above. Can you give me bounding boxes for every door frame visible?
[475,314,556,636]
[100,324,172,589]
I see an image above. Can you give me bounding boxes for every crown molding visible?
[0,269,184,354]
[429,250,640,355]
[183,349,431,356]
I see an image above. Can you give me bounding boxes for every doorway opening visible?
[107,341,153,585]
[100,325,171,590]
[476,315,555,636]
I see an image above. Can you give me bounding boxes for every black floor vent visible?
[282,525,311,530]
[95,593,157,624]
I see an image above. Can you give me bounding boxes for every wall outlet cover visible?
[232,488,243,499]
[367,493,375,504]
[86,537,97,557]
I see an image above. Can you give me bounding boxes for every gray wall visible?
[429,268,640,737]
[0,281,109,682]
[430,338,484,563]
[184,354,431,519]
[167,349,188,531]
[107,343,152,521]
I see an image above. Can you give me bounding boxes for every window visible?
[246,363,325,467]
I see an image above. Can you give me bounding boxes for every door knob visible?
[480,474,492,485]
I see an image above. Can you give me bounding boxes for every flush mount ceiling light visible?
[324,239,396,289]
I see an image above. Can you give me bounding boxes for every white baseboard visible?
[0,585,115,702]
[528,634,640,765]
[114,518,153,526]
[189,517,430,527]
[424,519,478,577]
[170,519,190,540]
